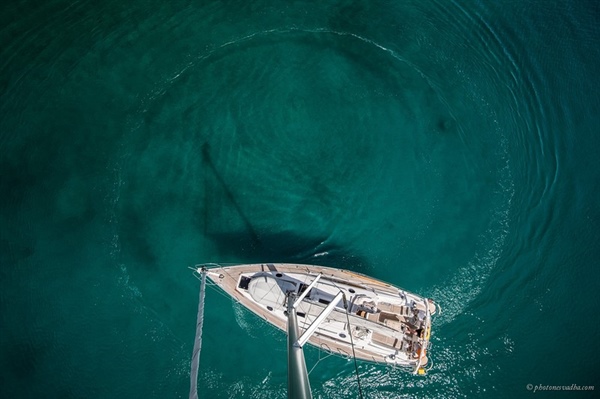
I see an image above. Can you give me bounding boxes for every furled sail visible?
[189,270,206,399]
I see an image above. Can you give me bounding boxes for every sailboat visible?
[190,263,438,398]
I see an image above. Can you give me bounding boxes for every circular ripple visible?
[114,29,502,283]
[89,3,545,398]
[110,29,516,394]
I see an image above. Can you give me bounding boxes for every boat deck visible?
[199,263,435,369]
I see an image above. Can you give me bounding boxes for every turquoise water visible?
[1,0,599,397]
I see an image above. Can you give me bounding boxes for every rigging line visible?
[343,293,365,399]
[307,347,334,375]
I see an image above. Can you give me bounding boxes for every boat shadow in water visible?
[200,142,370,272]
[205,230,370,272]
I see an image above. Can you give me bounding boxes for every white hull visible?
[196,263,437,372]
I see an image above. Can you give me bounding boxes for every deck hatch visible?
[238,276,251,290]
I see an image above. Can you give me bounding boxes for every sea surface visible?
[1,0,599,398]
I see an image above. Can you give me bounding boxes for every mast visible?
[286,292,313,399]
[286,289,343,399]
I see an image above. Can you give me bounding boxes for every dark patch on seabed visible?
[3,339,47,381]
